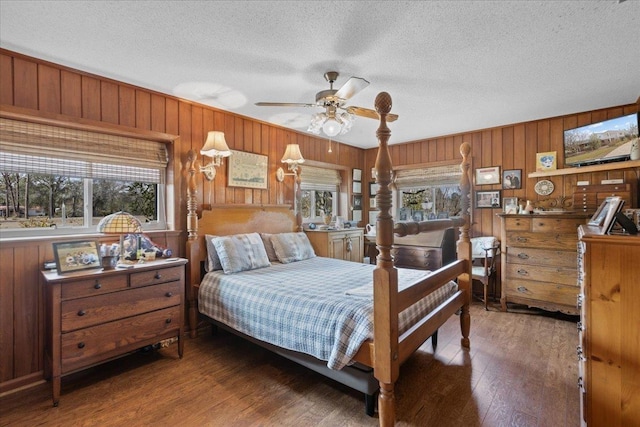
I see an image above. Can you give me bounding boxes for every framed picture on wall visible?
[352,195,362,210]
[536,151,557,172]
[475,190,502,208]
[502,169,522,189]
[475,166,500,185]
[352,168,362,182]
[228,150,268,189]
[352,181,362,194]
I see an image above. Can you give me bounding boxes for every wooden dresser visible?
[577,227,640,426]
[42,258,187,406]
[499,213,589,314]
[305,228,364,262]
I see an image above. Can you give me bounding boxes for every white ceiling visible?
[1,1,639,149]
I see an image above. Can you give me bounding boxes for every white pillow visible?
[260,233,279,262]
[212,232,271,274]
[270,232,316,264]
[204,234,222,271]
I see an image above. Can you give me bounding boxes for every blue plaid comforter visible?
[199,257,457,369]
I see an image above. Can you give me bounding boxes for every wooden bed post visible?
[295,167,303,231]
[186,149,201,338]
[372,92,399,427]
[457,142,472,348]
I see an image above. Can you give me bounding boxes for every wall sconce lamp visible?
[200,131,231,181]
[276,143,305,181]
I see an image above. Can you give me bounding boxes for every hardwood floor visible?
[0,302,580,426]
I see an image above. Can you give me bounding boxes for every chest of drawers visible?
[577,227,640,426]
[572,183,631,214]
[499,213,589,314]
[42,258,187,406]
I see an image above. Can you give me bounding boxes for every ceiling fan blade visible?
[255,102,316,108]
[347,106,398,122]
[334,77,370,100]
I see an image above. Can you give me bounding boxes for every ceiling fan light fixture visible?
[322,117,341,137]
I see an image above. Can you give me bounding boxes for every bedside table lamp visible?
[97,211,143,266]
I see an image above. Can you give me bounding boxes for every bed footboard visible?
[369,93,472,426]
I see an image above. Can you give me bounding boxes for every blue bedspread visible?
[199,257,457,369]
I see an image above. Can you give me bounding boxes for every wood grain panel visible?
[13,57,38,109]
[0,246,15,382]
[0,53,13,105]
[37,64,61,114]
[135,90,151,130]
[118,85,136,127]
[60,70,82,117]
[150,93,166,133]
[100,80,119,124]
[13,245,41,378]
[81,75,101,121]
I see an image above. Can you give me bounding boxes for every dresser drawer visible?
[506,263,577,286]
[506,279,579,307]
[506,231,578,250]
[61,306,181,373]
[504,217,531,231]
[392,247,442,270]
[61,281,182,332]
[130,265,183,288]
[506,247,577,269]
[532,218,584,233]
[62,275,128,299]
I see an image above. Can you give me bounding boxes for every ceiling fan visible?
[255,71,398,137]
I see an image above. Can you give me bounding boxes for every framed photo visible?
[502,169,522,189]
[352,210,362,222]
[603,197,625,233]
[228,150,268,189]
[369,182,380,196]
[352,181,362,194]
[503,197,519,214]
[475,166,500,185]
[369,197,377,209]
[536,151,557,172]
[352,168,362,182]
[412,210,424,222]
[52,240,101,274]
[475,190,502,208]
[588,199,612,226]
[398,207,412,221]
[352,195,362,210]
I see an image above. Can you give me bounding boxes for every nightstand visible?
[42,258,187,406]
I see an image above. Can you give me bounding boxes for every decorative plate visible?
[534,179,554,196]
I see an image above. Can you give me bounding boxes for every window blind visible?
[394,164,462,188]
[299,165,342,191]
[0,118,167,182]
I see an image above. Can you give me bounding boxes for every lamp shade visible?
[201,131,231,158]
[281,144,305,165]
[97,211,143,233]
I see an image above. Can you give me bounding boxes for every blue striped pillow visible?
[212,233,271,274]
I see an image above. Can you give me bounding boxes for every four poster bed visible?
[185,92,472,427]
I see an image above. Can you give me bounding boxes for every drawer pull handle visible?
[154,272,162,280]
[94,281,102,290]
[577,294,583,309]
[578,377,583,389]
[577,321,583,332]
[516,286,528,293]
[517,253,529,259]
[516,237,528,243]
[77,342,85,349]
[165,292,173,298]
[165,318,172,324]
[516,269,528,276]
[77,310,86,316]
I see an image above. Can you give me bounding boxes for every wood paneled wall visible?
[0,48,364,393]
[364,104,639,238]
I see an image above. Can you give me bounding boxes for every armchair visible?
[470,236,501,310]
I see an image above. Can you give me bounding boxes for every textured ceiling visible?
[1,1,639,149]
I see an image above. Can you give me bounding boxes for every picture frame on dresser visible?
[52,240,101,274]
[602,196,625,233]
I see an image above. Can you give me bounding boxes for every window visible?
[0,117,168,237]
[298,165,341,223]
[393,163,463,221]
